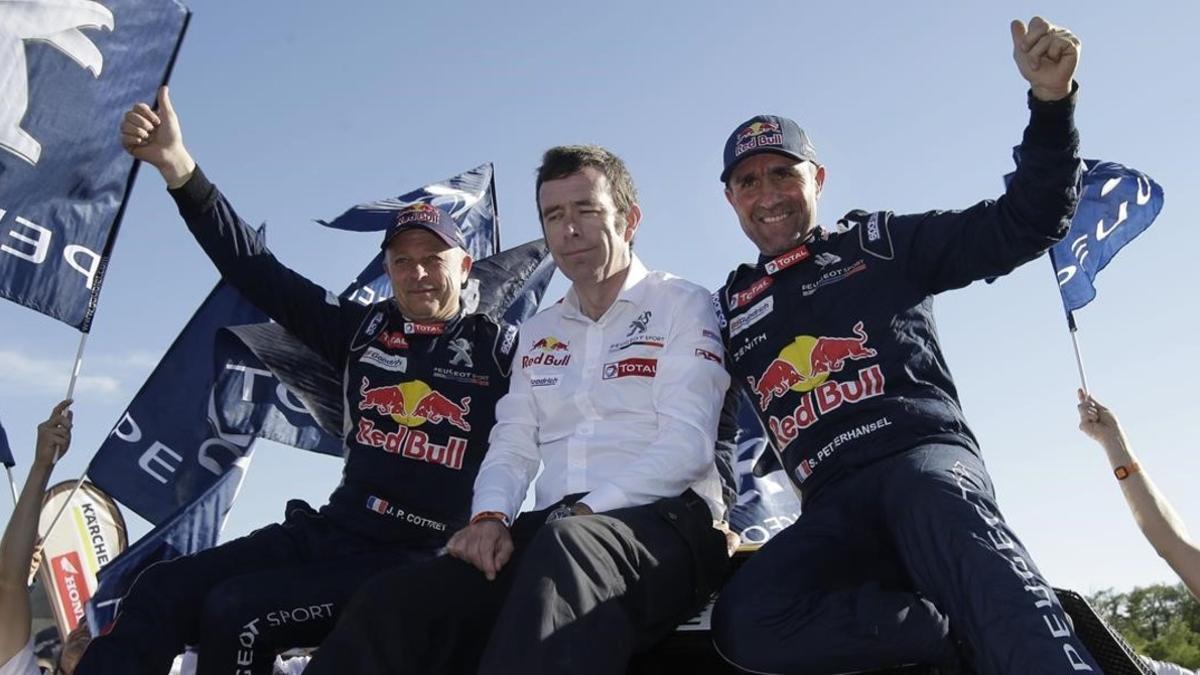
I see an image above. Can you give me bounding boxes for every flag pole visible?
[5,466,17,507]
[41,332,91,538]
[1067,311,1090,394]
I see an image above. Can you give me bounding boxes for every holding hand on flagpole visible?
[1,400,74,672]
[121,86,195,189]
[1077,392,1200,599]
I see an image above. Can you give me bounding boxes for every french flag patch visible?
[366,496,389,514]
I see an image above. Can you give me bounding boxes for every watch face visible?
[544,504,574,524]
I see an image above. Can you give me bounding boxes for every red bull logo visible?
[747,321,877,410]
[358,378,472,431]
[355,417,467,470]
[523,336,571,368]
[745,322,886,450]
[735,121,784,157]
[395,202,441,226]
[736,121,782,142]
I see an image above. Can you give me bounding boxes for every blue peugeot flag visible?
[0,0,190,331]
[86,456,248,633]
[319,162,499,264]
[0,416,13,468]
[727,391,801,547]
[1048,159,1165,314]
[87,279,260,524]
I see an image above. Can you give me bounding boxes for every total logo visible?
[522,336,571,368]
[730,276,773,310]
[377,330,409,350]
[745,321,886,449]
[734,121,783,157]
[603,357,657,380]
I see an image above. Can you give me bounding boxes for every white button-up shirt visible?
[471,256,731,521]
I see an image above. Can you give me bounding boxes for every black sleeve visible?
[169,166,364,368]
[713,383,741,521]
[897,84,1082,295]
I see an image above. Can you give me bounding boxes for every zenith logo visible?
[0,0,115,166]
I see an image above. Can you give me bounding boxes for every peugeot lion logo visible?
[0,0,115,166]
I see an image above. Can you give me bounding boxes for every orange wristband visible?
[470,511,510,527]
[1114,462,1141,481]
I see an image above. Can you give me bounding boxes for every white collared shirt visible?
[472,255,730,521]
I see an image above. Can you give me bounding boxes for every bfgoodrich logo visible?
[0,0,115,165]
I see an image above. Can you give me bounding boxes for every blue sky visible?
[2,1,1198,594]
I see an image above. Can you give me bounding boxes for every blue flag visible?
[1048,160,1164,314]
[727,391,802,546]
[0,416,13,468]
[87,280,260,524]
[320,162,499,264]
[0,0,190,331]
[86,457,247,633]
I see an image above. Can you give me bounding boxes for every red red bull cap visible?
[381,202,467,251]
[721,114,818,183]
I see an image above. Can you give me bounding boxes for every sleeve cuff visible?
[1024,80,1079,150]
[168,164,216,216]
[471,490,517,524]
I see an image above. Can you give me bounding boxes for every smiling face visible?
[724,154,825,256]
[538,166,640,287]
[383,228,472,322]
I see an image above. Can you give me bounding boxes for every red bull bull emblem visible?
[522,336,571,368]
[745,322,886,450]
[734,121,784,157]
[356,378,470,470]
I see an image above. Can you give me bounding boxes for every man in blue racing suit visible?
[709,17,1102,674]
[76,88,517,675]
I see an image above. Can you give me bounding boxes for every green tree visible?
[1088,583,1200,669]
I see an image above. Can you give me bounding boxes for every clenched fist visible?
[1010,17,1080,102]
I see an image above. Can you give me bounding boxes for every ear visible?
[724,185,736,208]
[622,203,642,243]
[460,253,474,277]
[813,164,827,198]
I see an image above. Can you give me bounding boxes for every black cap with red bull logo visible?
[380,202,467,251]
[721,114,818,183]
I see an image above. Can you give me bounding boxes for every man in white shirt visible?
[305,145,731,675]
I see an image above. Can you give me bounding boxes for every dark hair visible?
[534,145,638,223]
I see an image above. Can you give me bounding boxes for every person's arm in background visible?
[1077,391,1200,598]
[0,401,72,664]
